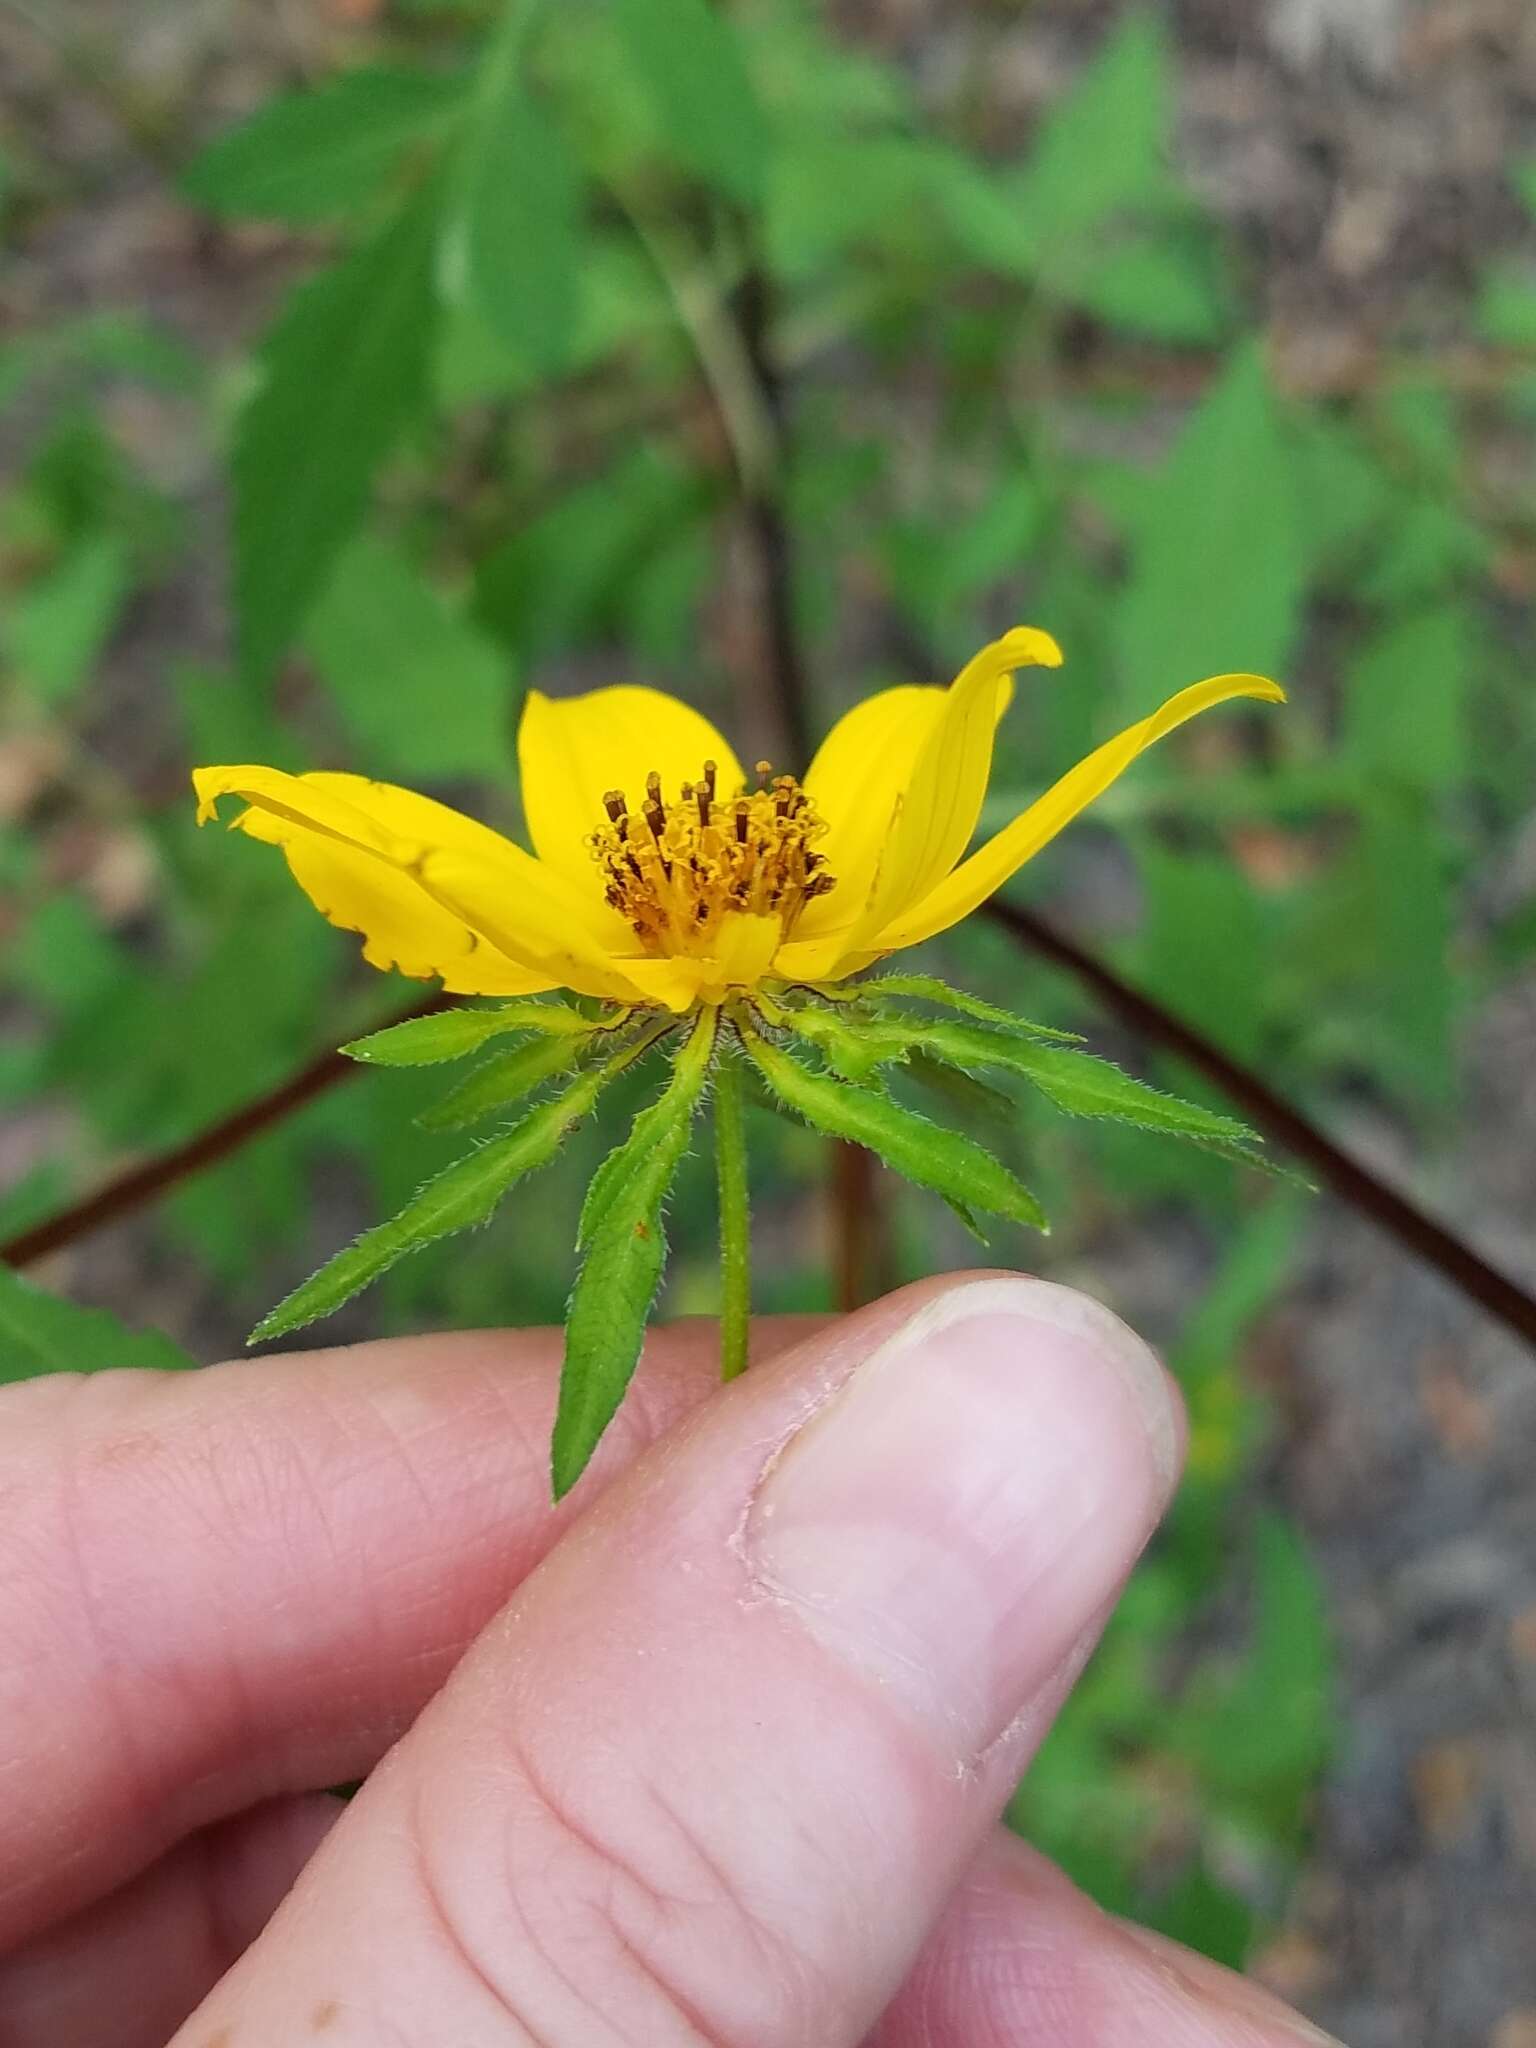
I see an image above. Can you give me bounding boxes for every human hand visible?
[0,1273,1338,2046]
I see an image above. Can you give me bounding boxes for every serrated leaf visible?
[418,1033,585,1130]
[1114,343,1303,703]
[252,1068,607,1340]
[304,533,516,779]
[181,65,467,222]
[742,1027,1047,1231]
[0,1266,196,1382]
[343,1000,595,1065]
[552,1018,715,1498]
[922,1024,1271,1170]
[442,77,581,374]
[615,0,768,206]
[846,973,1081,1043]
[569,1035,689,1250]
[1018,11,1174,260]
[232,179,440,691]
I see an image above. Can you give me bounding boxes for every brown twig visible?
[830,1140,881,1314]
[986,899,1536,1350]
[735,268,814,765]
[2,995,449,1272]
[730,275,1536,1351]
[734,262,881,1304]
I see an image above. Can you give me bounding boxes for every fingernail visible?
[746,1277,1180,1755]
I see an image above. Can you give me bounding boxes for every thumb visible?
[173,1274,1182,2048]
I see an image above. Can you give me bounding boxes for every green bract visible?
[249,973,1278,1497]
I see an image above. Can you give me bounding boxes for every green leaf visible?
[472,445,706,657]
[780,1003,913,1081]
[1136,847,1268,1063]
[342,1000,596,1065]
[1353,792,1458,1108]
[1175,1514,1331,1795]
[1114,343,1303,703]
[766,130,909,272]
[232,179,440,690]
[918,1025,1268,1169]
[615,0,769,206]
[846,973,1081,1042]
[1017,11,1175,261]
[304,534,516,779]
[903,1048,1020,1130]
[1477,262,1536,348]
[742,1026,1047,1231]
[552,1018,715,1497]
[0,1265,196,1382]
[417,1034,586,1130]
[252,1067,608,1341]
[442,74,582,375]
[1343,605,1469,793]
[181,65,467,222]
[1359,498,1487,608]
[1070,233,1228,345]
[7,533,131,705]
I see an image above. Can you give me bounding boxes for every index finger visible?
[0,1316,823,1950]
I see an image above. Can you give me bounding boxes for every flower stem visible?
[714,1036,751,1382]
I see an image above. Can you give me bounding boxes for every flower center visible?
[588,759,836,955]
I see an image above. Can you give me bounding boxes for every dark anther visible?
[702,760,718,799]
[734,805,749,844]
[603,790,627,822]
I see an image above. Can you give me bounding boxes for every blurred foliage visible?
[4,0,1535,1970]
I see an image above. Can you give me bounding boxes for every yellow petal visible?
[193,765,637,1000]
[850,626,1063,943]
[770,930,871,983]
[518,686,746,884]
[872,673,1288,952]
[616,913,785,1012]
[799,685,944,937]
[281,834,557,993]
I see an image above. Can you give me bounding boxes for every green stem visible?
[714,1031,752,1382]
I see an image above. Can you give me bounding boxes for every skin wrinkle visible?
[412,1769,630,2048]
[638,1778,830,2036]
[489,1724,723,2045]
[406,1810,562,2048]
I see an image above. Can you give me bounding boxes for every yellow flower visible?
[193,628,1283,1013]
